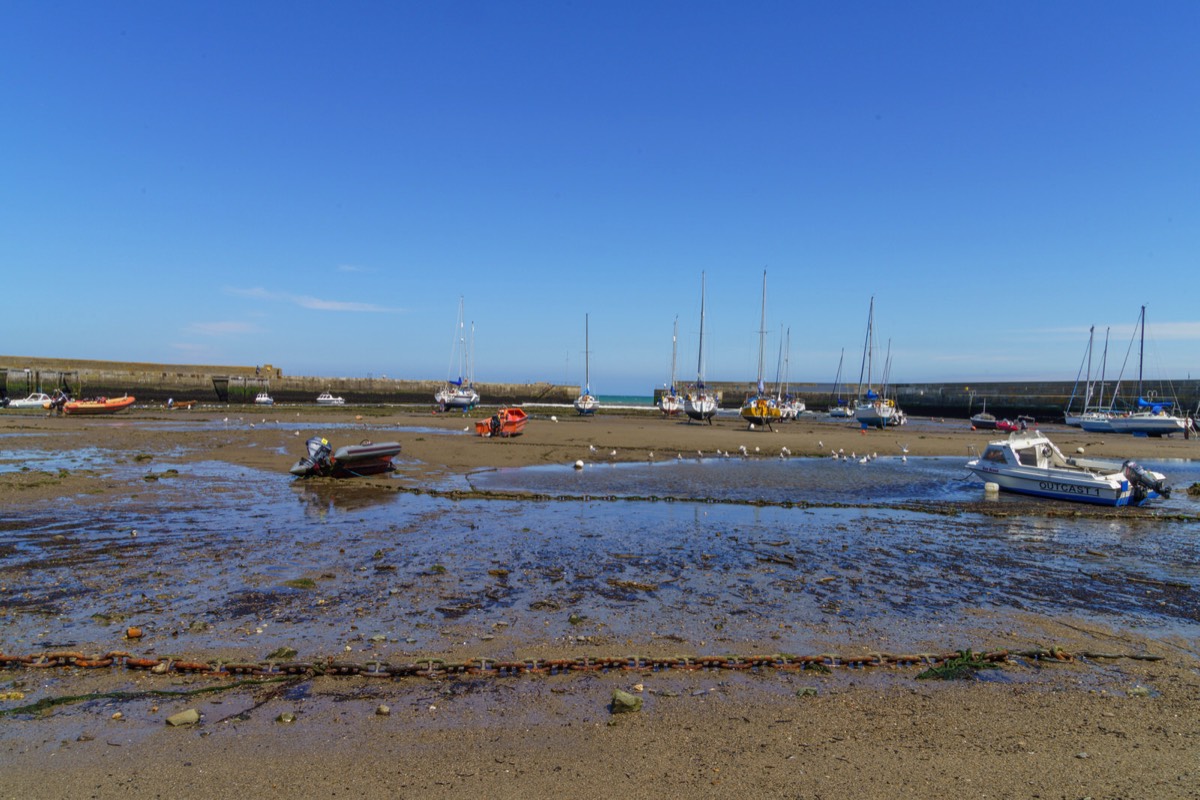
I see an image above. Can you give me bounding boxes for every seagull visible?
[898,442,909,454]
[817,440,823,449]
[589,445,597,452]
[610,450,617,457]
[551,415,558,422]
[649,452,654,459]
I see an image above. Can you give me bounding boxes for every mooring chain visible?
[0,647,1162,682]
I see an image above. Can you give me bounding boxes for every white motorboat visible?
[573,313,600,415]
[436,297,480,411]
[966,431,1170,507]
[254,392,274,406]
[684,272,717,423]
[316,391,345,406]
[6,392,53,409]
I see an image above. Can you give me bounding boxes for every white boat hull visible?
[855,401,906,428]
[684,394,716,422]
[1106,412,1186,436]
[436,387,480,410]
[658,395,683,415]
[574,394,599,415]
[966,431,1169,507]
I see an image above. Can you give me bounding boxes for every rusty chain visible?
[0,646,1161,682]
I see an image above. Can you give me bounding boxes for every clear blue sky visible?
[3,2,1198,394]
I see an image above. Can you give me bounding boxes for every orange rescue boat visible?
[62,395,136,415]
[475,407,528,438]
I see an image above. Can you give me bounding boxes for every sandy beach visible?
[1,405,1198,798]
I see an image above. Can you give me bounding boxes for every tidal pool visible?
[2,453,1197,664]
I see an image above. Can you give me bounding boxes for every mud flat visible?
[1,407,1198,798]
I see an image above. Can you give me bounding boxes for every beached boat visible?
[969,399,997,430]
[6,392,53,409]
[289,436,402,478]
[166,399,196,410]
[853,297,906,428]
[436,297,481,411]
[658,316,683,416]
[740,271,783,429]
[994,416,1035,433]
[316,391,345,406]
[827,349,854,417]
[574,313,600,415]
[254,392,274,406]
[966,430,1170,506]
[776,327,804,419]
[475,407,528,438]
[1103,306,1186,436]
[63,395,136,415]
[684,272,717,424]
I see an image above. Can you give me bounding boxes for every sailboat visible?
[435,296,480,411]
[684,272,717,424]
[740,270,783,429]
[573,313,599,415]
[1079,328,1117,432]
[1063,326,1095,427]
[776,327,804,419]
[828,348,854,417]
[853,297,906,428]
[658,316,683,416]
[1105,306,1186,436]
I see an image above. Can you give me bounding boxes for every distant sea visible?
[597,394,655,407]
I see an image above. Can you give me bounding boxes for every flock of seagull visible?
[580,440,911,466]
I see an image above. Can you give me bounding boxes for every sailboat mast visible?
[856,296,874,397]
[583,313,590,393]
[670,316,678,391]
[1137,304,1145,399]
[696,272,707,385]
[1085,325,1094,406]
[755,270,767,393]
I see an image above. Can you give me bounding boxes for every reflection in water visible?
[293,480,401,517]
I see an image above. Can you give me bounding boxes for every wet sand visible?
[1,405,1198,798]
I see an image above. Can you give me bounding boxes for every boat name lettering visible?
[1038,480,1099,497]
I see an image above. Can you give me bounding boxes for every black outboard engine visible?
[291,436,333,477]
[1123,460,1171,502]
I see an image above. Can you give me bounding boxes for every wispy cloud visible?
[186,321,260,336]
[225,286,396,313]
[337,264,370,273]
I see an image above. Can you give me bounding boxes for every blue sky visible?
[3,2,1198,394]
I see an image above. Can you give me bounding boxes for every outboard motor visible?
[290,436,333,477]
[1123,460,1171,502]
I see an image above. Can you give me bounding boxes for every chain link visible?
[0,646,1164,683]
